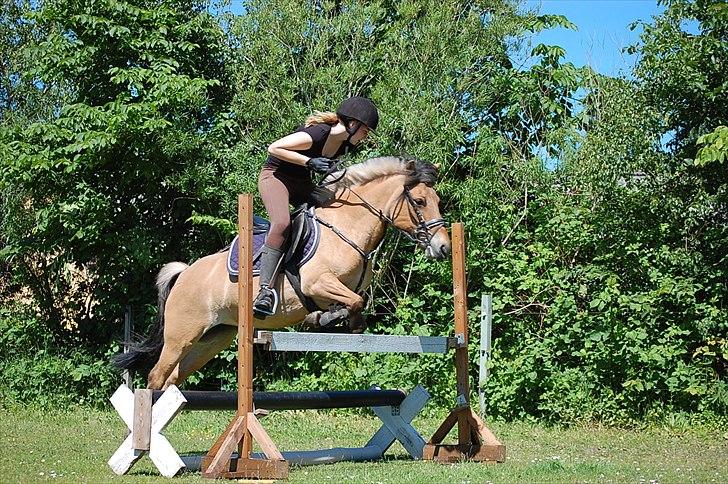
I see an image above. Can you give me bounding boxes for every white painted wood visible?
[479,294,493,416]
[151,385,187,433]
[110,384,134,429]
[258,331,454,354]
[367,385,429,458]
[108,434,142,476]
[149,433,185,477]
[108,384,188,478]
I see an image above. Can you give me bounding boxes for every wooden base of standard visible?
[423,407,505,463]
[201,413,288,480]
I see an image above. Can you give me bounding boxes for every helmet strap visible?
[344,118,361,135]
[345,119,361,147]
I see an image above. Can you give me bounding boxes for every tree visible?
[0,0,236,345]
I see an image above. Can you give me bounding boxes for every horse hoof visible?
[319,308,349,327]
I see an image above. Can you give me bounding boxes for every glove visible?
[306,157,334,174]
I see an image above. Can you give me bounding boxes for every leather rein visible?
[311,168,447,293]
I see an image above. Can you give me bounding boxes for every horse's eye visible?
[415,198,425,207]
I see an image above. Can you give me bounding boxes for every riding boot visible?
[253,244,284,318]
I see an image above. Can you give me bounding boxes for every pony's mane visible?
[324,156,438,190]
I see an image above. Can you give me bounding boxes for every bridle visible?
[312,169,447,293]
[401,186,447,251]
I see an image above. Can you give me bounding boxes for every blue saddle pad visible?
[226,208,320,277]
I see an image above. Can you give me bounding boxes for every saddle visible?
[226,205,321,312]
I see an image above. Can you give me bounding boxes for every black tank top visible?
[264,124,348,177]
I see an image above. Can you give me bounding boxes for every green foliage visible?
[0,0,725,426]
[696,126,728,166]
[0,304,118,406]
[0,0,239,345]
[632,0,728,158]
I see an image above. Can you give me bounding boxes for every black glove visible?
[306,157,334,174]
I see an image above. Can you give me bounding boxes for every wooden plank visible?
[371,407,426,459]
[109,385,141,476]
[110,384,134,430]
[465,408,502,447]
[238,194,254,460]
[469,443,507,462]
[423,443,505,463]
[204,415,240,466]
[259,331,454,354]
[148,432,185,477]
[150,385,187,433]
[427,408,461,445]
[204,195,287,480]
[221,458,288,480]
[246,413,285,461]
[451,222,471,446]
[108,433,141,476]
[132,389,152,451]
[202,415,247,478]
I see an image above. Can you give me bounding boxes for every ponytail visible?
[305,111,339,127]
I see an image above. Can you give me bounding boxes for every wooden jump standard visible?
[421,221,505,463]
[108,193,504,479]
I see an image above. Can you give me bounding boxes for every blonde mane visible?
[323,156,410,189]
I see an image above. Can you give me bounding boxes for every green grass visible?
[1,404,726,483]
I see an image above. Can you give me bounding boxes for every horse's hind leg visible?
[147,308,210,390]
[163,325,238,388]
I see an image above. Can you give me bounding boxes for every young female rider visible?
[253,96,379,317]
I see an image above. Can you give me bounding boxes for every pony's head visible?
[393,158,450,260]
[327,156,451,260]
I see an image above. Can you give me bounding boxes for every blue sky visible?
[522,0,666,76]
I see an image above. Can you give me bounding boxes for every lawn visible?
[1,405,726,483]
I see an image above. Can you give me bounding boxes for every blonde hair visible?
[305,110,339,127]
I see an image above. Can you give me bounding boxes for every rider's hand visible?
[306,157,334,174]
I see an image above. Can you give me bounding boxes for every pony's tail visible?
[113,262,189,373]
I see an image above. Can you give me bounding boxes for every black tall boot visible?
[253,244,284,318]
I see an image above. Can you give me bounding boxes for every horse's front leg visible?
[306,272,366,333]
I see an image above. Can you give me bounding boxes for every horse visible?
[115,156,451,389]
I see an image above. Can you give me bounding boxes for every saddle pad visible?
[226,210,320,277]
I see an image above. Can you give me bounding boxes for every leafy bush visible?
[0,304,117,407]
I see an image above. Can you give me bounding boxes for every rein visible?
[311,177,446,293]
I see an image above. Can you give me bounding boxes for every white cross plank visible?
[367,385,429,459]
[108,385,187,478]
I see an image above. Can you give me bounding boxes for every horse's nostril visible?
[441,244,450,256]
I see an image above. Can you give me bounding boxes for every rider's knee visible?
[266,222,290,249]
[270,222,290,238]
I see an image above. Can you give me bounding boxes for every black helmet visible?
[337,96,379,131]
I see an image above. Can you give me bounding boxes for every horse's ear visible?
[434,163,441,171]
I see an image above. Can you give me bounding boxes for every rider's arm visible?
[268,132,314,166]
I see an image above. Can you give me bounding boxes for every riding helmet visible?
[337,96,379,131]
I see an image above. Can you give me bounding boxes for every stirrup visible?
[253,285,279,318]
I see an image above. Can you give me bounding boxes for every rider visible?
[253,96,379,318]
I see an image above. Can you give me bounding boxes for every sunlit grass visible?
[1,405,726,483]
